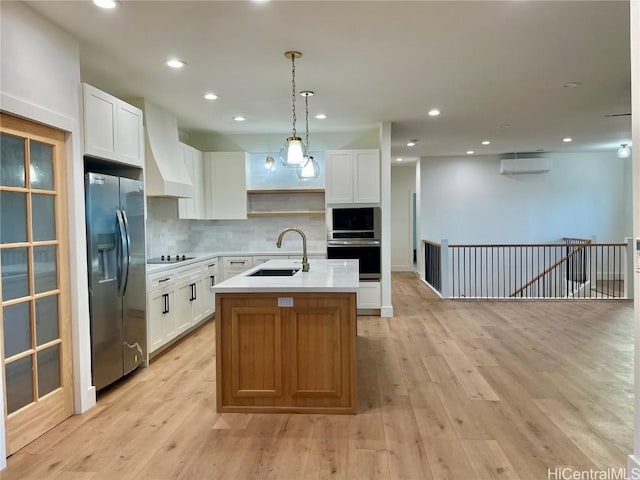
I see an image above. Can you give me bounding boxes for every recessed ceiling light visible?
[563,82,582,88]
[93,0,119,9]
[166,59,187,69]
[397,158,404,162]
[233,116,246,122]
[481,140,490,145]
[428,109,440,117]
[204,93,218,100]
[563,137,572,143]
[314,114,327,120]
[466,150,474,155]
[407,140,417,147]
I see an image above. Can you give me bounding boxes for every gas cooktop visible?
[147,255,195,264]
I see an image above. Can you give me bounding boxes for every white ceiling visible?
[26,0,632,159]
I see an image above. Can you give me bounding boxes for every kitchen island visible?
[213,259,359,414]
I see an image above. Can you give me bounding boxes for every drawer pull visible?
[229,261,246,264]
[208,263,217,267]
[158,277,171,283]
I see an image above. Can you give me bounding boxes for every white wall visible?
[391,165,415,271]
[0,1,95,468]
[419,152,632,244]
[629,0,640,474]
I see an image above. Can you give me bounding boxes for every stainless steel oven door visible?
[327,240,381,280]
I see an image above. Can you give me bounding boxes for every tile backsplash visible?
[146,198,327,257]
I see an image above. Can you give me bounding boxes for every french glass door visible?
[0,113,73,455]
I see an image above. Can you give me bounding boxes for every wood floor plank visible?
[461,439,521,480]
[1,273,632,480]
[346,448,390,480]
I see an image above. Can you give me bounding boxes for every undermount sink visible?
[248,268,300,277]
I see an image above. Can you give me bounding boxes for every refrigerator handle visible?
[120,209,132,296]
[115,210,129,297]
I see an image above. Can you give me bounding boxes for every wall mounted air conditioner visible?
[499,157,552,175]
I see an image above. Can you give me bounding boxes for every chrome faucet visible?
[276,227,309,272]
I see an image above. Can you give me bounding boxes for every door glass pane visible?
[34,246,57,293]
[37,344,60,397]
[6,355,34,414]
[0,133,26,187]
[32,194,56,241]
[1,248,29,300]
[36,295,59,346]
[3,301,32,358]
[29,140,54,190]
[1,191,27,244]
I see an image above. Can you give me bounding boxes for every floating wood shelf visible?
[247,188,325,194]
[247,211,325,218]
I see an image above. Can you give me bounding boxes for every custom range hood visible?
[132,99,193,197]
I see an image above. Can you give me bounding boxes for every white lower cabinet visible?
[147,271,177,353]
[357,281,381,309]
[221,256,253,281]
[147,258,217,356]
[204,259,218,315]
[148,287,175,352]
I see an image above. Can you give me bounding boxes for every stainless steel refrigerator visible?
[85,172,146,390]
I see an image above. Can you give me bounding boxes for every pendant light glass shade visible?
[264,156,276,171]
[280,136,308,167]
[297,155,320,180]
[618,143,631,158]
[280,50,309,168]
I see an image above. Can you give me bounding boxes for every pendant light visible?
[297,90,320,180]
[264,156,276,171]
[617,143,631,158]
[280,51,308,167]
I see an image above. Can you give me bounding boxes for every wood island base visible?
[215,292,357,414]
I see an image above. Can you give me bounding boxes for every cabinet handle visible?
[190,283,196,301]
[210,275,215,288]
[159,277,171,283]
[162,293,169,314]
[208,263,217,267]
[229,261,246,265]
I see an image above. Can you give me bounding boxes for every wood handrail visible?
[509,243,591,298]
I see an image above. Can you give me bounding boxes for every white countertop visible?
[213,259,359,293]
[146,250,326,275]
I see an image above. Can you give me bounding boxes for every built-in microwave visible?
[328,207,381,240]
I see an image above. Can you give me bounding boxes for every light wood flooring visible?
[1,273,633,480]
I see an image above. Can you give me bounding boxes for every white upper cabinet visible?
[116,101,144,168]
[325,149,380,204]
[203,152,247,220]
[178,143,205,219]
[82,83,144,168]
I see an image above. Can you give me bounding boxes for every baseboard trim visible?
[380,306,394,317]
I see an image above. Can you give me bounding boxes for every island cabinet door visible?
[217,296,283,407]
[281,294,357,411]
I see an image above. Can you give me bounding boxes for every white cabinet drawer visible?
[222,256,253,280]
[148,272,176,289]
[358,281,381,309]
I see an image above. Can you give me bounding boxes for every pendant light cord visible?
[291,54,297,138]
[305,93,309,151]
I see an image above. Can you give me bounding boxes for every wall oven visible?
[328,206,380,240]
[327,207,381,281]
